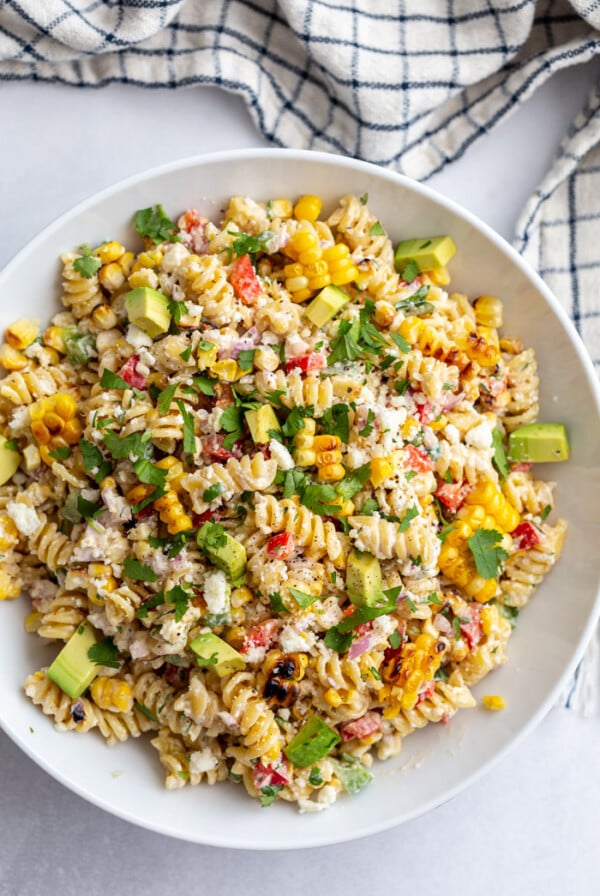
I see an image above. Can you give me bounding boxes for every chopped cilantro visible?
[193,375,217,397]
[289,587,320,610]
[136,592,166,618]
[322,403,350,443]
[259,784,283,807]
[103,430,153,463]
[281,405,314,438]
[540,504,552,521]
[336,462,371,501]
[220,405,244,451]
[278,469,308,499]
[269,592,290,616]
[328,319,361,365]
[167,299,188,325]
[77,495,103,520]
[99,369,130,390]
[123,557,158,582]
[134,701,158,723]
[395,284,434,316]
[88,638,120,669]
[300,483,339,516]
[237,349,256,372]
[48,445,71,462]
[226,230,274,261]
[62,329,97,365]
[397,505,419,533]
[2,438,18,451]
[133,459,168,493]
[359,192,369,205]
[336,600,396,634]
[360,497,379,516]
[389,630,402,650]
[394,378,410,395]
[467,528,508,579]
[134,204,179,244]
[401,260,419,283]
[73,245,101,279]
[389,333,411,354]
[324,627,354,653]
[179,344,193,362]
[492,428,510,480]
[369,221,385,237]
[197,521,228,552]
[358,409,375,438]
[203,482,224,502]
[156,383,179,416]
[176,399,196,454]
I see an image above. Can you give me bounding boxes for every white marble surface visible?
[1,59,599,895]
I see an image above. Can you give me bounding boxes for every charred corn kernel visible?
[54,394,77,419]
[314,434,341,452]
[44,412,64,435]
[254,346,280,372]
[289,286,313,303]
[5,319,39,350]
[132,249,163,271]
[330,264,359,286]
[128,268,159,290]
[0,514,19,551]
[197,344,218,370]
[400,316,470,371]
[126,483,154,505]
[24,611,43,633]
[482,694,505,711]
[230,607,246,624]
[294,449,317,466]
[474,295,503,329]
[225,626,246,651]
[293,418,317,466]
[95,241,125,265]
[291,653,308,680]
[284,262,303,279]
[91,304,118,330]
[499,336,523,355]
[98,262,126,294]
[464,479,520,533]
[401,416,419,439]
[118,251,134,275]
[429,414,447,432]
[153,491,193,535]
[294,195,322,222]
[269,199,293,219]
[31,420,51,445]
[317,462,345,482]
[0,343,28,370]
[43,326,66,353]
[370,456,394,488]
[323,688,342,708]
[331,375,362,401]
[374,301,396,328]
[210,359,243,382]
[463,327,501,367]
[425,266,451,286]
[0,571,20,601]
[90,677,133,713]
[231,586,253,607]
[155,455,185,489]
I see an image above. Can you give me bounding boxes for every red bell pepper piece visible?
[459,604,483,650]
[511,520,544,551]
[230,253,262,304]
[434,481,469,512]
[119,355,147,390]
[403,444,434,472]
[266,532,296,560]
[285,353,326,374]
[241,619,279,654]
[341,711,382,742]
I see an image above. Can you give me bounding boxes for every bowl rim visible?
[1,147,599,849]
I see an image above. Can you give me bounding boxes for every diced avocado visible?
[47,622,99,699]
[508,423,570,463]
[189,632,245,677]
[394,235,457,273]
[346,549,383,607]
[304,285,350,328]
[245,405,281,445]
[125,287,171,338]
[197,522,247,579]
[0,437,20,486]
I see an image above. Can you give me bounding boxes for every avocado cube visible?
[125,287,171,338]
[0,437,20,486]
[508,423,570,463]
[304,285,350,328]
[394,235,457,273]
[346,549,383,607]
[245,405,281,445]
[197,522,247,579]
[189,632,246,677]
[47,622,99,699]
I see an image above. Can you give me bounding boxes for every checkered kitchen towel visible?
[0,0,599,712]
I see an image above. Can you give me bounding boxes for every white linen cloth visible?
[0,0,598,711]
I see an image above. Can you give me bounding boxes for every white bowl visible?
[1,149,599,849]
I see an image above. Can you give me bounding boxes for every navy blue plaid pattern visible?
[1,0,599,711]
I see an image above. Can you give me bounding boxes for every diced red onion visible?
[348,633,373,660]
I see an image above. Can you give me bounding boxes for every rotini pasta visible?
[0,192,567,811]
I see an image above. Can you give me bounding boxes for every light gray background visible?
[1,59,600,895]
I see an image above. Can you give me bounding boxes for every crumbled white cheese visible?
[466,419,494,449]
[6,502,40,537]
[125,324,153,349]
[162,243,191,272]
[8,406,30,435]
[372,614,397,639]
[209,406,224,433]
[203,569,230,616]
[136,347,155,369]
[346,445,373,469]
[379,408,406,454]
[444,423,460,445]
[189,748,219,776]
[269,439,295,471]
[279,623,316,654]
[298,784,338,813]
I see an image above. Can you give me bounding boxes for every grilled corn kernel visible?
[128,268,159,290]
[374,301,395,328]
[370,456,394,488]
[24,611,43,633]
[90,677,133,713]
[294,195,322,222]
[210,359,243,382]
[323,687,342,708]
[91,304,118,330]
[132,249,163,271]
[269,199,293,219]
[0,344,28,370]
[225,626,246,651]
[474,295,503,329]
[118,251,134,276]
[425,266,451,286]
[5,319,39,350]
[31,420,51,445]
[95,241,125,265]
[314,434,341,452]
[317,462,345,482]
[54,394,78,420]
[499,336,523,355]
[43,326,66,353]
[126,483,154,505]
[98,262,126,294]
[231,586,254,607]
[0,514,19,551]
[482,694,505,711]
[0,571,20,601]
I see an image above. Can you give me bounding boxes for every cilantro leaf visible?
[360,497,379,515]
[397,505,419,533]
[156,383,178,416]
[328,319,361,365]
[220,405,244,451]
[77,495,103,520]
[197,521,228,552]
[88,638,120,669]
[237,349,256,372]
[203,482,224,502]
[281,405,314,438]
[279,469,307,499]
[134,204,179,244]
[179,344,193,362]
[390,333,411,354]
[336,462,371,501]
[123,557,158,582]
[48,446,71,462]
[99,369,130,390]
[358,409,375,438]
[103,430,154,463]
[324,627,354,653]
[300,483,339,516]
[193,375,217,397]
[492,428,510,480]
[133,459,168,493]
[136,592,166,619]
[176,399,196,454]
[401,260,419,283]
[167,298,188,325]
[322,404,350,443]
[369,221,385,237]
[269,592,290,616]
[79,439,111,484]
[73,245,101,279]
[336,600,396,633]
[289,587,320,610]
[395,284,434,316]
[467,528,508,579]
[389,630,402,650]
[227,230,274,261]
[359,192,369,205]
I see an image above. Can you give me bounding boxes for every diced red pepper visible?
[341,711,382,742]
[266,532,296,560]
[180,209,201,233]
[460,604,483,650]
[203,433,240,461]
[341,604,373,636]
[241,619,279,654]
[511,520,544,551]
[416,680,436,705]
[403,444,434,473]
[252,759,290,790]
[230,254,262,304]
[434,481,469,513]
[415,401,435,425]
[119,355,147,390]
[285,353,327,374]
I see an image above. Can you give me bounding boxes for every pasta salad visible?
[0,192,568,811]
